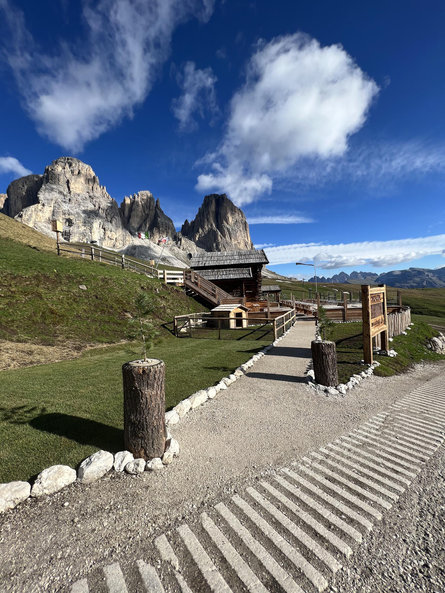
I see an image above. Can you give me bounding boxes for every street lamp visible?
[296,262,317,295]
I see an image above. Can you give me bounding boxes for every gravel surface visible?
[0,319,444,592]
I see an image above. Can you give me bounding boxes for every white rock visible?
[401,331,407,335]
[234,369,244,378]
[162,438,180,465]
[165,410,180,426]
[125,458,146,474]
[229,374,237,382]
[337,384,347,395]
[222,377,232,386]
[360,371,367,378]
[174,399,192,418]
[114,451,134,472]
[213,383,222,393]
[327,387,339,396]
[207,386,217,399]
[240,363,249,371]
[218,381,228,390]
[31,465,76,497]
[389,337,394,342]
[189,390,208,409]
[307,369,315,379]
[77,450,113,484]
[146,458,164,471]
[0,481,31,513]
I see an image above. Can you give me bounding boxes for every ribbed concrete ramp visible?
[71,375,445,592]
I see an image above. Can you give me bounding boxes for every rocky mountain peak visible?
[119,190,176,239]
[181,193,253,251]
[42,156,109,199]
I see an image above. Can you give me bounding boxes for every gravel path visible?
[0,318,444,592]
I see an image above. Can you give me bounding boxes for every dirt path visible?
[0,318,444,591]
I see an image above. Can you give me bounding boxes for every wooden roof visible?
[190,249,269,268]
[211,304,248,312]
[199,267,252,280]
[262,285,281,292]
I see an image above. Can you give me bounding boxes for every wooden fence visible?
[374,307,411,349]
[173,308,297,340]
[57,242,184,285]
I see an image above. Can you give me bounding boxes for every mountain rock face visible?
[0,194,7,211]
[3,175,43,218]
[181,194,253,251]
[8,157,131,248]
[308,268,445,288]
[119,191,176,239]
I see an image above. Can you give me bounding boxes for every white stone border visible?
[0,323,297,515]
[305,323,407,397]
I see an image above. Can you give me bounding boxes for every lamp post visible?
[296,262,317,296]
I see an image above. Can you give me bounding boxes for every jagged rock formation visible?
[2,175,43,218]
[0,194,7,212]
[308,267,445,288]
[119,191,176,240]
[181,194,253,252]
[7,157,130,248]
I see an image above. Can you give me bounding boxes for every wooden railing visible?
[57,242,185,285]
[184,270,239,306]
[273,309,297,339]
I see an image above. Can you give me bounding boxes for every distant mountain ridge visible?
[309,267,445,288]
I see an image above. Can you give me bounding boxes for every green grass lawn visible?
[0,334,270,483]
[331,320,444,384]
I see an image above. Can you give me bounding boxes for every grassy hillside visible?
[0,224,202,350]
[0,212,56,252]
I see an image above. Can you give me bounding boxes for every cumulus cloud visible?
[265,234,445,268]
[248,214,313,224]
[197,32,378,205]
[172,61,218,130]
[0,0,215,151]
[0,156,32,177]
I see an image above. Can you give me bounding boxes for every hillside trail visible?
[0,318,444,592]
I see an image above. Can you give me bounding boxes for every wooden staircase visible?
[184,270,241,307]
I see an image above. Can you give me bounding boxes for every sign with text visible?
[361,285,389,364]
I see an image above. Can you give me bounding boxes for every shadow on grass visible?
[29,413,123,453]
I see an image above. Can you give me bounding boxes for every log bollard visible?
[311,340,338,387]
[122,358,166,460]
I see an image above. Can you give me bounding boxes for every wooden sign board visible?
[361,285,389,364]
[51,219,63,233]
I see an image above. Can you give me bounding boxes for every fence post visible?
[174,316,177,337]
[343,293,348,321]
[91,247,95,261]
[218,318,221,340]
[81,248,85,258]
[121,255,125,269]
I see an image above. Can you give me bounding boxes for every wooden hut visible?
[211,304,248,328]
[190,250,269,301]
[262,285,281,302]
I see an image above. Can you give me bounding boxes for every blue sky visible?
[1,0,444,278]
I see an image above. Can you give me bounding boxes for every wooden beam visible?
[362,285,373,365]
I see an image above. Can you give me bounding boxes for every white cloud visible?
[265,234,445,268]
[0,156,32,177]
[254,242,275,249]
[197,32,378,205]
[248,214,313,224]
[0,0,215,151]
[172,61,217,130]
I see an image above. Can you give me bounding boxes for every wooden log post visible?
[122,359,166,460]
[311,340,338,387]
[343,293,348,321]
[361,285,373,364]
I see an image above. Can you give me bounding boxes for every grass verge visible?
[332,320,444,384]
[0,333,270,483]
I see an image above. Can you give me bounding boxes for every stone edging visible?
[304,323,415,397]
[0,325,296,515]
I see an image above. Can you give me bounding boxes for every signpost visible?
[51,219,62,255]
[361,284,389,364]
